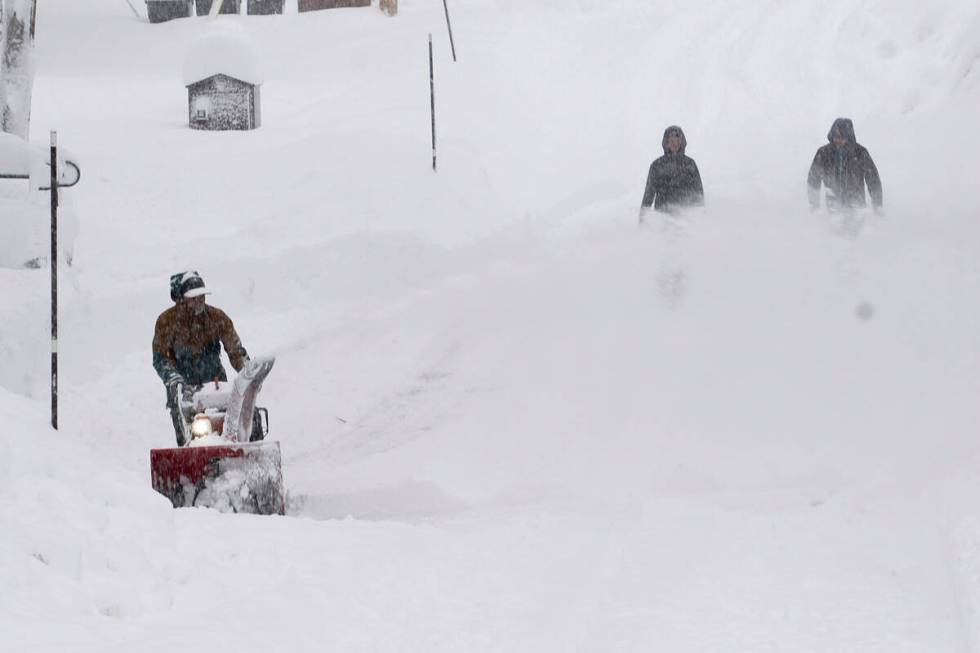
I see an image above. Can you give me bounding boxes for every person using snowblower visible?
[640,125,704,222]
[807,117,883,214]
[152,271,250,445]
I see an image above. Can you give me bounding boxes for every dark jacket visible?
[641,126,704,213]
[152,302,248,385]
[807,118,882,209]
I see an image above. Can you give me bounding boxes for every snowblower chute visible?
[150,356,285,515]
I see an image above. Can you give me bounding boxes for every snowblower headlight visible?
[191,415,213,439]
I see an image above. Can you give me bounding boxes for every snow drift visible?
[3,0,980,651]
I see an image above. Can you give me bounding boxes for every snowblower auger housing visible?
[150,356,284,515]
[151,441,284,514]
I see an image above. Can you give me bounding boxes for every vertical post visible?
[442,0,457,62]
[50,130,58,430]
[0,5,5,126]
[124,0,143,19]
[429,34,436,172]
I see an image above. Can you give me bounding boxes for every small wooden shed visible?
[184,23,264,131]
[195,0,240,14]
[298,0,370,12]
[187,74,261,130]
[146,0,193,23]
[247,0,284,14]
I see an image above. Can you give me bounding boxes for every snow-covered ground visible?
[3,0,980,650]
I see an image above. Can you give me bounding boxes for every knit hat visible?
[169,271,212,302]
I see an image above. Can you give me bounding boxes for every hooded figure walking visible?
[807,118,883,213]
[640,125,704,222]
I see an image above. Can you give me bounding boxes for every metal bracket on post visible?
[38,160,80,190]
[1,162,79,189]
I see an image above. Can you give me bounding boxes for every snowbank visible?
[0,131,32,175]
[6,0,980,650]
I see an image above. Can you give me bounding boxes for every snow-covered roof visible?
[182,21,264,87]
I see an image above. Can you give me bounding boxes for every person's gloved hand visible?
[164,373,184,409]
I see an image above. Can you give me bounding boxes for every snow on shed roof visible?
[183,21,264,87]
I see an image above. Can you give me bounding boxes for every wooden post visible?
[50,130,58,430]
[442,0,456,62]
[379,0,396,16]
[429,34,436,172]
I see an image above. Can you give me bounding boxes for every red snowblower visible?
[150,356,284,515]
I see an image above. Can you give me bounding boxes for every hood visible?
[661,125,687,154]
[827,118,856,144]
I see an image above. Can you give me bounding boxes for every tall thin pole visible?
[429,34,436,172]
[124,0,142,20]
[442,0,457,62]
[30,0,39,38]
[50,130,58,430]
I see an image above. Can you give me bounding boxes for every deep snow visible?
[3,0,980,651]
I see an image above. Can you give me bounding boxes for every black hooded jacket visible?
[641,126,704,213]
[807,118,882,209]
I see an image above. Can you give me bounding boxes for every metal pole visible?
[442,0,457,62]
[124,0,143,20]
[429,34,436,172]
[30,0,39,38]
[50,130,58,430]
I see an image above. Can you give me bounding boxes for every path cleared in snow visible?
[3,1,980,651]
